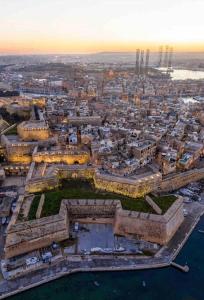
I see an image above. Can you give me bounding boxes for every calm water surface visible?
[172,69,204,80]
[9,216,204,300]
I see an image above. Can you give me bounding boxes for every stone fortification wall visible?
[114,197,184,245]
[32,151,90,165]
[25,176,59,193]
[94,172,162,198]
[25,164,162,198]
[5,195,183,258]
[5,201,69,259]
[6,145,33,164]
[165,198,184,239]
[7,144,33,155]
[25,166,94,193]
[26,164,204,200]
[58,166,95,179]
[1,135,55,151]
[25,161,204,201]
[25,165,162,198]
[17,121,49,141]
[66,199,119,218]
[160,167,204,192]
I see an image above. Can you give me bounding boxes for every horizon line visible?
[1,50,204,56]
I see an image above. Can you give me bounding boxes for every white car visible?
[183,209,188,217]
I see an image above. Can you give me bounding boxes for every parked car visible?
[26,257,38,266]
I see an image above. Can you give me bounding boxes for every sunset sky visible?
[0,0,204,54]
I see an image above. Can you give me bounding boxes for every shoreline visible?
[0,262,170,300]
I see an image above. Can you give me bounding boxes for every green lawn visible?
[41,180,122,217]
[28,195,41,220]
[122,198,154,213]
[29,179,177,218]
[151,194,177,214]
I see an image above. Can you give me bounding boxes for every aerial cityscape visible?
[0,0,204,300]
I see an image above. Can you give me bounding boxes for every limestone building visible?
[17,121,50,141]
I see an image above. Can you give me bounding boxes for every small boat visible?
[102,248,113,253]
[198,229,204,234]
[115,247,125,252]
[94,281,100,287]
[142,281,146,287]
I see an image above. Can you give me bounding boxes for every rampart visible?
[160,167,204,192]
[4,197,183,258]
[25,176,59,193]
[114,197,184,244]
[25,165,162,198]
[25,165,204,198]
[94,171,162,198]
[66,199,118,219]
[1,134,36,164]
[32,150,90,165]
[57,165,95,180]
[5,198,69,259]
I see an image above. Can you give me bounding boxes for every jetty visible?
[171,262,189,273]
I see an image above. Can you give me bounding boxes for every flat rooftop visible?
[20,121,48,129]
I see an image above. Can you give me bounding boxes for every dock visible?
[171,262,189,272]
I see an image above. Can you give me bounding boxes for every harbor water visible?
[172,69,204,80]
[9,215,204,300]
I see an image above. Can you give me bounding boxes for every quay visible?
[0,256,170,300]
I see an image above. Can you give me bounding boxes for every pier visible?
[171,262,189,273]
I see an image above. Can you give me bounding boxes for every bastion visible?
[25,162,204,199]
[4,195,183,258]
[25,164,162,198]
[114,197,184,244]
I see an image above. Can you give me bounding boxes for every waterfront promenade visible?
[0,201,204,299]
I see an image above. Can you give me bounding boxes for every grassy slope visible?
[151,194,177,214]
[28,180,177,219]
